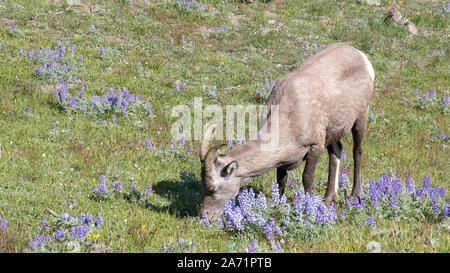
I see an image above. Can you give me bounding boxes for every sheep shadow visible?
[150,170,202,218]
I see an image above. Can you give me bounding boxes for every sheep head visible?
[199,124,241,220]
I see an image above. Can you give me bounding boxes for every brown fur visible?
[200,43,374,219]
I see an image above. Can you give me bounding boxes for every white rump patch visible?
[356,49,375,81]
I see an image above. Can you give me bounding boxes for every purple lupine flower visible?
[369,179,379,206]
[379,109,384,115]
[41,218,48,227]
[265,225,274,243]
[271,180,280,204]
[405,177,415,194]
[286,179,296,188]
[145,185,152,195]
[131,183,137,191]
[202,215,210,227]
[181,34,185,41]
[423,174,431,194]
[19,47,24,56]
[25,107,31,113]
[112,115,116,124]
[369,113,373,121]
[0,217,7,232]
[145,137,153,150]
[162,242,170,252]
[367,216,376,229]
[85,214,93,226]
[275,242,282,250]
[389,192,397,207]
[80,213,86,223]
[147,106,152,116]
[55,228,64,240]
[305,41,309,49]
[187,144,193,153]
[341,151,346,160]
[99,176,108,194]
[95,215,103,227]
[227,138,233,150]
[438,186,445,198]
[51,124,56,130]
[416,186,423,198]
[247,239,257,253]
[100,45,104,55]
[440,132,446,139]
[177,237,184,244]
[179,132,186,147]
[92,187,99,194]
[113,181,123,190]
[175,83,180,91]
[29,238,36,249]
[443,206,449,217]
[73,225,89,238]
[339,168,349,188]
[62,213,69,220]
[79,84,85,98]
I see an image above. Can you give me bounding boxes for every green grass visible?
[0,0,449,253]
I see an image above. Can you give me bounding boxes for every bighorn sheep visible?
[199,43,375,220]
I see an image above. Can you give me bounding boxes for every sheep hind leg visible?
[277,168,287,197]
[351,117,367,200]
[324,141,342,206]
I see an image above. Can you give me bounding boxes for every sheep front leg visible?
[302,146,322,194]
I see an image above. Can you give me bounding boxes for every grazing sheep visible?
[199,43,375,220]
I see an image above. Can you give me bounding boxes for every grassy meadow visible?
[0,0,449,253]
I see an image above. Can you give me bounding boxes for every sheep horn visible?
[203,144,226,171]
[200,124,217,161]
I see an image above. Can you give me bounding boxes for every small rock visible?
[268,19,276,25]
[384,9,418,35]
[66,0,82,6]
[361,0,380,6]
[366,241,382,253]
[89,5,104,14]
[90,244,113,253]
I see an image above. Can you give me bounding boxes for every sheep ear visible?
[222,161,238,177]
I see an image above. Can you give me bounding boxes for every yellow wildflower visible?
[141,225,146,231]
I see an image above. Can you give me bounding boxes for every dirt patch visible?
[228,12,247,26]
[0,17,15,26]
[192,25,214,35]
